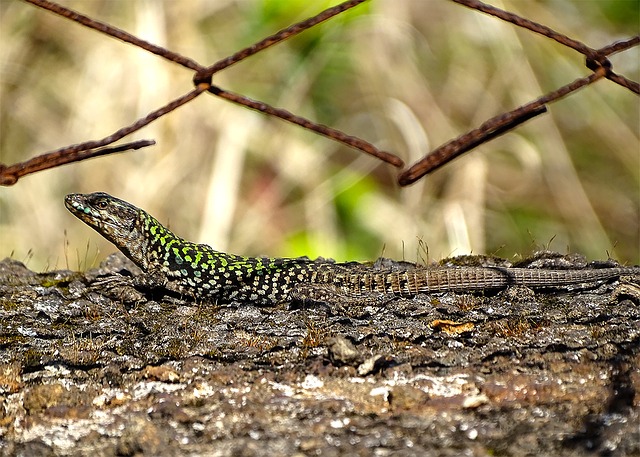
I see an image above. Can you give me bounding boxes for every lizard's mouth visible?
[65,194,99,220]
[65,194,115,230]
[65,192,139,243]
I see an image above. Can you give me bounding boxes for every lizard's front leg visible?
[90,268,193,303]
[138,268,205,301]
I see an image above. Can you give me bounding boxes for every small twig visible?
[398,71,605,186]
[194,0,368,84]
[208,85,404,167]
[23,0,204,71]
[0,140,155,186]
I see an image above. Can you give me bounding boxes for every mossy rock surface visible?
[1,254,639,456]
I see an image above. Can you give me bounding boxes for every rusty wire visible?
[195,0,368,83]
[398,71,606,185]
[24,0,203,71]
[208,85,404,167]
[452,0,596,56]
[0,141,156,186]
[1,88,206,185]
[399,0,638,185]
[1,0,638,187]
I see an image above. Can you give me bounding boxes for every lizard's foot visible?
[611,275,640,305]
[90,273,147,304]
[89,270,182,304]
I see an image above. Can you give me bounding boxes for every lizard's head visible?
[65,192,147,265]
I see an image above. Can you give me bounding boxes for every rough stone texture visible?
[1,253,639,456]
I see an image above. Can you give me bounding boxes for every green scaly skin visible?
[65,192,339,304]
[65,192,639,305]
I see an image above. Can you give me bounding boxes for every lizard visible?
[65,192,639,306]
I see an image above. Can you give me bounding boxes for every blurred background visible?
[1,0,638,272]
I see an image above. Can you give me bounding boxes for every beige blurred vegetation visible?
[1,0,638,272]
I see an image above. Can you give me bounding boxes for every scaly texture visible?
[65,192,639,305]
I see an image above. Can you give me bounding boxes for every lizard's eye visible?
[96,201,108,209]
